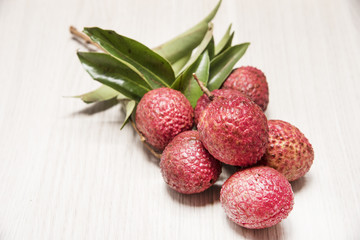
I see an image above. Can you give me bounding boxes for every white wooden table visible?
[1,0,360,239]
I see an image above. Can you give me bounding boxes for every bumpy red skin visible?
[160,130,222,194]
[260,120,314,181]
[194,89,245,125]
[222,66,269,111]
[220,166,294,229]
[135,88,194,151]
[197,95,268,166]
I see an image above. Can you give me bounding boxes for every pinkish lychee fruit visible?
[197,95,268,166]
[160,130,222,194]
[194,89,245,125]
[260,120,314,181]
[222,66,269,111]
[220,166,294,229]
[135,88,194,151]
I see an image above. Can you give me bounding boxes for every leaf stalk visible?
[193,73,214,100]
[69,26,104,51]
[130,119,162,159]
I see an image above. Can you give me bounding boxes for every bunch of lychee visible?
[135,66,314,229]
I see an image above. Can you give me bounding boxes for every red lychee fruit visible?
[222,66,269,111]
[194,89,245,125]
[135,88,194,151]
[220,166,294,229]
[260,120,314,181]
[160,130,222,194]
[197,95,268,166]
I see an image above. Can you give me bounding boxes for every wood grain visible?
[1,0,360,239]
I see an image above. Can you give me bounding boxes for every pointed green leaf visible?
[153,0,222,63]
[207,37,215,60]
[77,52,151,102]
[207,43,250,91]
[198,0,222,27]
[202,0,222,23]
[73,85,120,103]
[172,51,210,107]
[84,27,175,89]
[172,53,192,76]
[220,32,234,55]
[178,23,214,74]
[120,100,136,130]
[215,24,232,55]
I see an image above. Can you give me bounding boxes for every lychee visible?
[222,66,269,111]
[135,88,194,151]
[261,120,314,181]
[220,166,294,229]
[160,130,222,194]
[197,94,268,166]
[194,89,245,125]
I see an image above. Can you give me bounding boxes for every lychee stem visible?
[130,119,162,159]
[69,26,105,51]
[193,73,214,101]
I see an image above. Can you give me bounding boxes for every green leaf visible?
[172,51,210,107]
[215,24,233,55]
[153,23,208,64]
[73,85,120,103]
[77,52,151,102]
[152,0,222,64]
[207,37,215,60]
[207,43,250,91]
[199,0,222,26]
[172,53,192,76]
[220,32,234,54]
[84,27,175,89]
[178,23,214,74]
[120,100,136,130]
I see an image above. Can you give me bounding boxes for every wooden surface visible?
[1,0,360,239]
